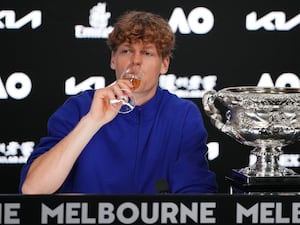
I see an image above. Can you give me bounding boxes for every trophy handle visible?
[202,90,227,131]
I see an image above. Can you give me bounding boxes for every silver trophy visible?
[202,86,300,191]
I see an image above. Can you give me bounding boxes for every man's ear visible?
[110,51,116,70]
[160,57,170,74]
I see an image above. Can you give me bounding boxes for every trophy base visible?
[226,169,300,194]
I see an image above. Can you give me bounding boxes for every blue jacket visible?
[20,88,217,193]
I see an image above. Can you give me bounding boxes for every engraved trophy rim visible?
[220,86,300,94]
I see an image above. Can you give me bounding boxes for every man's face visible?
[110,41,170,94]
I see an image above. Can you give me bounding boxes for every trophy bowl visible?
[202,86,300,190]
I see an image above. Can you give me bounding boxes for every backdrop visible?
[1,0,299,193]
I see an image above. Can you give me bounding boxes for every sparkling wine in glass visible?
[119,65,142,90]
[110,65,142,114]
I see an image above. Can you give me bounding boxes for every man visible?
[20,11,217,194]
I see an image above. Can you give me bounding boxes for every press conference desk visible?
[1,193,300,225]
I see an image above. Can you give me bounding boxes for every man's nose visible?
[131,52,142,65]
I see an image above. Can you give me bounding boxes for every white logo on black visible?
[246,11,300,31]
[75,2,113,39]
[0,10,41,29]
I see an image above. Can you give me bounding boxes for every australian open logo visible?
[75,2,113,39]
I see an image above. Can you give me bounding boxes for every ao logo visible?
[257,73,300,88]
[0,73,32,99]
[169,7,214,34]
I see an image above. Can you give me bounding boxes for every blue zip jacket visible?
[20,88,217,193]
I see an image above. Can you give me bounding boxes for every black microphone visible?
[154,179,170,194]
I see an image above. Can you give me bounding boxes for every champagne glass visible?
[119,64,142,91]
[110,64,142,114]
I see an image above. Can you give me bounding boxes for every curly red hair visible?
[107,11,175,58]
